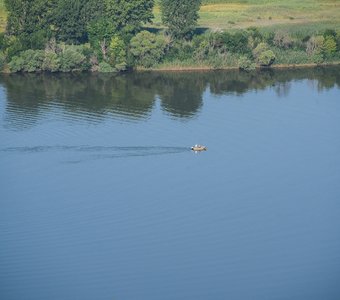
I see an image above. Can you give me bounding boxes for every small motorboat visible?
[191,144,207,151]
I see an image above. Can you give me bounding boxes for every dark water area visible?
[1,67,340,300]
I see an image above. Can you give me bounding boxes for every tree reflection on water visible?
[1,66,339,129]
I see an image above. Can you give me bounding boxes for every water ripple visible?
[0,146,190,161]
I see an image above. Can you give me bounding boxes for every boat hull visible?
[191,146,207,151]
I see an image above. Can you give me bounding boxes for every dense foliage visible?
[52,0,104,44]
[105,0,154,34]
[1,0,339,73]
[8,44,90,72]
[4,0,53,49]
[130,31,168,68]
[161,0,201,39]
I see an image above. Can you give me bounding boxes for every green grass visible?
[152,0,340,34]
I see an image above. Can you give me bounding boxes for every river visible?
[1,67,340,300]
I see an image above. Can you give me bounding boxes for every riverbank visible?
[1,61,339,74]
[138,61,340,72]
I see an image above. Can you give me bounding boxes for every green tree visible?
[59,45,87,72]
[8,49,45,72]
[52,0,105,44]
[252,42,275,66]
[238,55,255,71]
[161,0,201,39]
[87,18,116,60]
[257,50,275,66]
[2,36,23,58]
[4,0,53,49]
[130,31,167,68]
[104,0,154,34]
[323,36,337,56]
[252,42,268,57]
[108,36,127,71]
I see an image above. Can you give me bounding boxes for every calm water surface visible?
[1,68,340,300]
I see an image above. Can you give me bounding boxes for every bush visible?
[191,31,251,63]
[273,30,293,49]
[252,42,269,58]
[8,56,25,72]
[263,31,275,45]
[274,48,311,64]
[0,33,5,50]
[207,53,229,69]
[25,50,45,72]
[220,31,250,54]
[98,61,115,73]
[108,36,127,71]
[0,51,6,71]
[247,27,263,49]
[8,49,45,72]
[252,42,275,66]
[5,37,24,59]
[130,31,168,68]
[323,36,337,56]
[311,53,324,64]
[193,31,250,55]
[194,39,210,61]
[306,36,324,55]
[258,50,276,66]
[323,29,337,39]
[238,55,256,71]
[7,42,95,73]
[335,30,340,50]
[165,41,193,62]
[59,46,87,72]
[42,52,60,72]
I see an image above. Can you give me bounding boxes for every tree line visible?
[0,0,202,72]
[0,0,339,73]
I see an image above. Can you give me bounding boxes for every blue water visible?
[1,68,340,300]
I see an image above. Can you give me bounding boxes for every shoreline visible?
[1,61,339,75]
[139,61,340,72]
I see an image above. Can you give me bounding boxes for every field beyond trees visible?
[153,0,340,34]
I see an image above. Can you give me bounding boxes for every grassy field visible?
[153,0,340,34]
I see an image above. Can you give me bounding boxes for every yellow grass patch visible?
[197,1,340,31]
[201,4,248,12]
[0,0,6,32]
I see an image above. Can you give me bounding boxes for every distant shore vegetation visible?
[0,0,339,73]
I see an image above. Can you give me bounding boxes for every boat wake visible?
[1,146,190,161]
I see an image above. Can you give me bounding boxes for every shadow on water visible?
[0,146,191,162]
[0,66,339,129]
